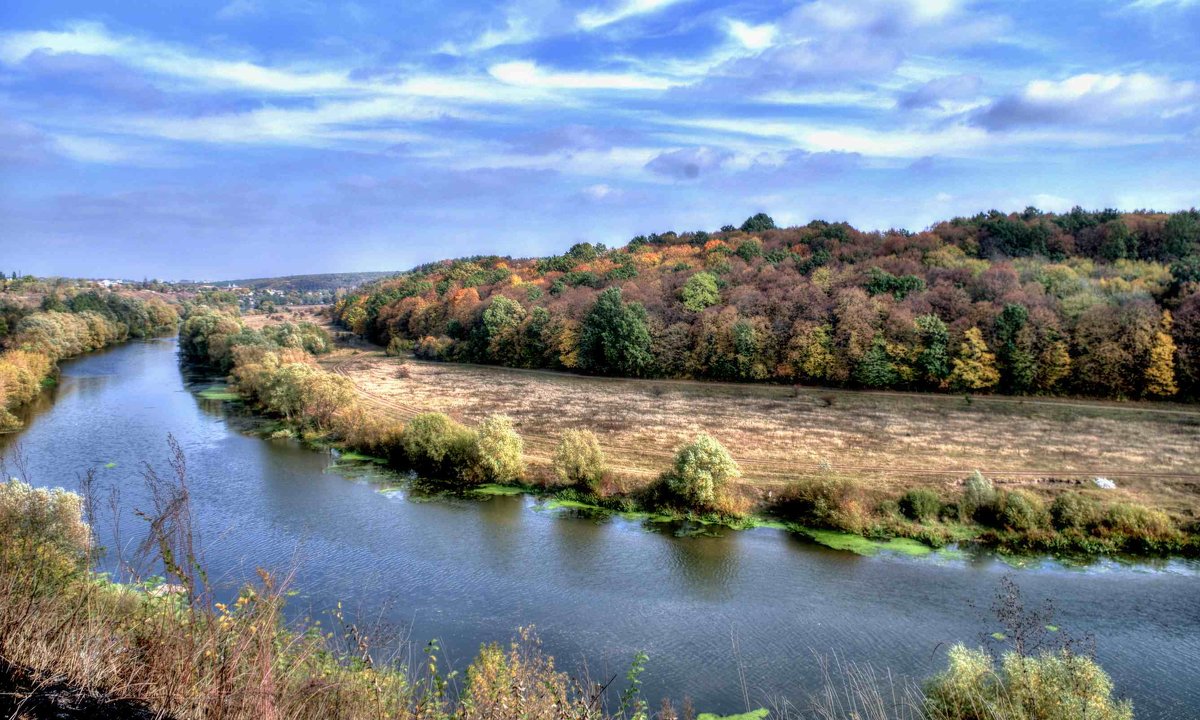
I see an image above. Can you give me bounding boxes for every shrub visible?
[553,429,606,491]
[470,414,524,484]
[925,644,1133,720]
[665,433,740,510]
[385,335,413,357]
[778,475,870,531]
[960,470,997,520]
[1101,503,1176,540]
[899,489,942,523]
[996,490,1048,532]
[401,413,473,473]
[1050,492,1102,531]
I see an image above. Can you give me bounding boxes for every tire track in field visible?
[328,353,1200,485]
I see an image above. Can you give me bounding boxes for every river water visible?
[3,338,1198,718]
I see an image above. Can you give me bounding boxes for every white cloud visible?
[976,72,1199,129]
[489,60,675,90]
[726,20,777,50]
[576,0,688,30]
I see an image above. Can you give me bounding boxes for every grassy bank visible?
[179,305,1199,560]
[0,462,1139,720]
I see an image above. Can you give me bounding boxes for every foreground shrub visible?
[553,429,606,491]
[1101,502,1177,540]
[899,488,942,523]
[925,644,1133,720]
[996,490,1049,532]
[471,414,524,484]
[665,433,740,511]
[400,412,474,475]
[0,479,89,573]
[960,470,997,520]
[778,475,871,532]
[1050,492,1103,531]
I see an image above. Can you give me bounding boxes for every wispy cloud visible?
[576,0,689,30]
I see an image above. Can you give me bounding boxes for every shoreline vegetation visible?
[178,303,1199,560]
[0,289,178,431]
[0,452,1138,720]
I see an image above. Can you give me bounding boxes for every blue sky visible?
[1,0,1198,280]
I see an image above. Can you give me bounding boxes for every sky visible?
[0,1,1198,280]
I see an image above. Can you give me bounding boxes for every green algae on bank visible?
[473,483,528,496]
[335,450,388,465]
[697,709,769,720]
[800,528,935,557]
[197,385,240,401]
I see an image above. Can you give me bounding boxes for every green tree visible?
[994,304,1036,393]
[1162,210,1200,260]
[471,414,524,483]
[914,314,950,386]
[739,213,776,232]
[680,272,720,312]
[666,433,740,510]
[578,287,654,377]
[1099,220,1134,261]
[553,429,606,491]
[949,327,1000,391]
[853,335,899,388]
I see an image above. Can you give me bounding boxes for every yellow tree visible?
[1144,311,1178,397]
[949,327,1000,391]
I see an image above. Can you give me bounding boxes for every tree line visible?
[333,207,1200,401]
[0,290,178,429]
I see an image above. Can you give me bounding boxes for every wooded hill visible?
[333,208,1200,401]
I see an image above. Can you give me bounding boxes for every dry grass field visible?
[321,347,1200,517]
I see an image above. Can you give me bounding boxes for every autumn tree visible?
[949,327,1000,391]
[1144,311,1178,397]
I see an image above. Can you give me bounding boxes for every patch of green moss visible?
[336,450,388,465]
[473,483,527,496]
[697,709,769,720]
[801,529,934,557]
[197,385,240,401]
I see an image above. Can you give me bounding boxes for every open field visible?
[322,347,1200,517]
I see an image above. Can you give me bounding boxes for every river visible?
[3,337,1198,718]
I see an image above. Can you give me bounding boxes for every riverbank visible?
[183,305,1199,561]
[4,336,1198,717]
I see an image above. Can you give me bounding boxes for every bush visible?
[1050,492,1102,531]
[401,412,474,474]
[665,433,740,510]
[960,470,997,520]
[899,488,942,523]
[471,414,524,484]
[778,475,870,531]
[386,335,413,357]
[924,644,1133,720]
[553,429,606,491]
[1101,503,1176,540]
[996,490,1049,532]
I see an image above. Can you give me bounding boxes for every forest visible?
[333,208,1200,401]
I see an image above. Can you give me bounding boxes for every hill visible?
[333,208,1200,401]
[223,271,398,293]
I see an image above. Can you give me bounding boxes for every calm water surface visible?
[3,338,1199,718]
